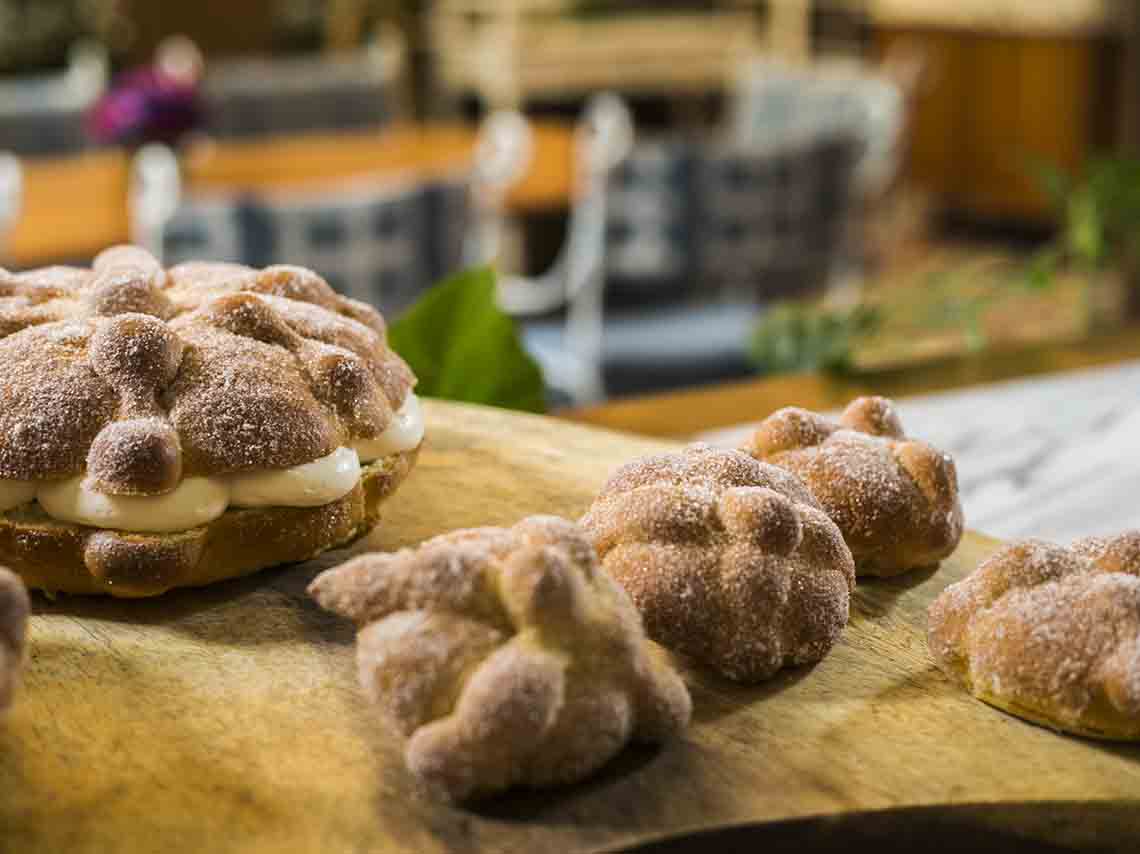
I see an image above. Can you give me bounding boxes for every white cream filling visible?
[0,393,424,533]
[353,393,425,462]
[38,476,230,534]
[229,446,360,508]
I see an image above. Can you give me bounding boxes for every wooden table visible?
[5,401,1140,853]
[4,122,575,268]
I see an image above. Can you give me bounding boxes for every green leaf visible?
[388,268,547,413]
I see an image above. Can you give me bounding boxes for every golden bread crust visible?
[0,248,414,486]
[0,449,417,597]
[742,396,963,576]
[309,515,691,802]
[0,567,29,715]
[580,444,855,683]
[928,532,1140,740]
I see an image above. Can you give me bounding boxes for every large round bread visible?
[0,247,421,596]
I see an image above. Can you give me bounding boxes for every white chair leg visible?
[0,153,21,264]
[129,144,183,263]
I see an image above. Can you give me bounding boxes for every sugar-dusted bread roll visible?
[310,515,691,801]
[581,444,854,682]
[743,396,963,576]
[929,532,1140,740]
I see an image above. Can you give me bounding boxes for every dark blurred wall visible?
[125,0,278,60]
[1118,0,1140,153]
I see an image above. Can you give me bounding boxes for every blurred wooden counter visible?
[8,151,133,270]
[5,122,575,268]
[873,4,1118,223]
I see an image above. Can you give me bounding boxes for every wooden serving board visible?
[1,401,1138,853]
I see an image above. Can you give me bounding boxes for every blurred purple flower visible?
[87,67,202,146]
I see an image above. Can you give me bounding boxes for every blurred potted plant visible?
[750,301,880,377]
[750,155,1140,380]
[1027,156,1140,327]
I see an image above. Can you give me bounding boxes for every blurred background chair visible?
[131,116,516,318]
[199,30,406,140]
[497,92,862,405]
[497,93,635,405]
[242,174,468,317]
[0,40,109,156]
[695,132,862,298]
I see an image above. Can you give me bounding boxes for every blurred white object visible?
[467,110,536,266]
[65,39,112,100]
[130,144,183,260]
[495,93,635,405]
[0,153,22,261]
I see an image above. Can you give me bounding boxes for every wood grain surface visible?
[1,400,1137,853]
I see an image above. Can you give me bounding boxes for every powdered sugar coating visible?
[928,532,1140,739]
[0,247,415,491]
[308,515,691,801]
[0,566,29,716]
[742,396,963,577]
[581,444,855,683]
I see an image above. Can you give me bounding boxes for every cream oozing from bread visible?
[229,446,361,508]
[38,476,230,534]
[0,394,424,533]
[353,393,425,462]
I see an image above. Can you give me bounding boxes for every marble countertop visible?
[698,359,1140,544]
